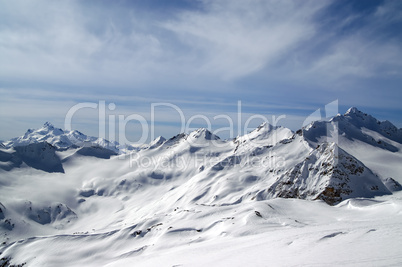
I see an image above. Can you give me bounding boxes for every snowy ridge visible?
[189,128,220,141]
[0,142,64,173]
[147,136,166,149]
[301,107,402,185]
[303,107,402,152]
[234,122,293,153]
[344,107,402,143]
[3,122,121,153]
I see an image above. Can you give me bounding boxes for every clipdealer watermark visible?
[129,149,286,170]
[64,101,286,146]
[63,100,339,170]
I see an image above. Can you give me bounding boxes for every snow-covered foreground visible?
[2,188,402,266]
[1,107,402,266]
[122,195,402,267]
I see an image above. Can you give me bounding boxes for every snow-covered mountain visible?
[3,122,121,153]
[0,142,64,173]
[302,107,402,185]
[1,108,401,204]
[1,107,402,266]
[303,107,402,152]
[262,142,391,205]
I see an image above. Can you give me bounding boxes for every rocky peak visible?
[43,122,55,129]
[263,142,391,205]
[344,107,363,116]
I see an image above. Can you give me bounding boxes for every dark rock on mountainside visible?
[0,142,64,173]
[14,142,64,173]
[261,143,391,205]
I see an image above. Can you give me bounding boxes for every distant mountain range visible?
[1,107,401,205]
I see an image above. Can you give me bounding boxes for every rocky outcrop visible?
[14,142,64,173]
[0,142,64,173]
[264,143,391,205]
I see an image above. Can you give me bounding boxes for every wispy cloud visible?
[0,0,331,87]
[2,0,400,88]
[162,0,327,80]
[0,0,401,140]
[305,1,402,81]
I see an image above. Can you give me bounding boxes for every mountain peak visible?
[154,136,166,142]
[189,128,220,140]
[148,136,166,149]
[39,122,64,136]
[254,122,273,132]
[265,141,391,205]
[3,122,121,152]
[345,107,364,115]
[43,122,55,129]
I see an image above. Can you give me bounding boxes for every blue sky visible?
[1,0,401,143]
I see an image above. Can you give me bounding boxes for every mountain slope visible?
[302,107,402,184]
[0,142,64,173]
[261,142,391,205]
[234,122,293,153]
[303,108,401,152]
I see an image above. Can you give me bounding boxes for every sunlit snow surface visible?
[1,108,402,266]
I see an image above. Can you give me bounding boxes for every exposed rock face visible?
[75,146,117,159]
[265,143,391,205]
[23,201,77,225]
[0,202,5,220]
[14,142,64,173]
[383,177,402,192]
[0,148,22,171]
[0,142,64,173]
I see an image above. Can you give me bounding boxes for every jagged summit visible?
[39,122,64,136]
[254,121,274,131]
[343,106,378,125]
[148,136,167,149]
[344,106,362,116]
[342,107,401,132]
[43,121,55,128]
[3,122,120,153]
[302,107,402,149]
[163,133,188,147]
[189,128,220,141]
